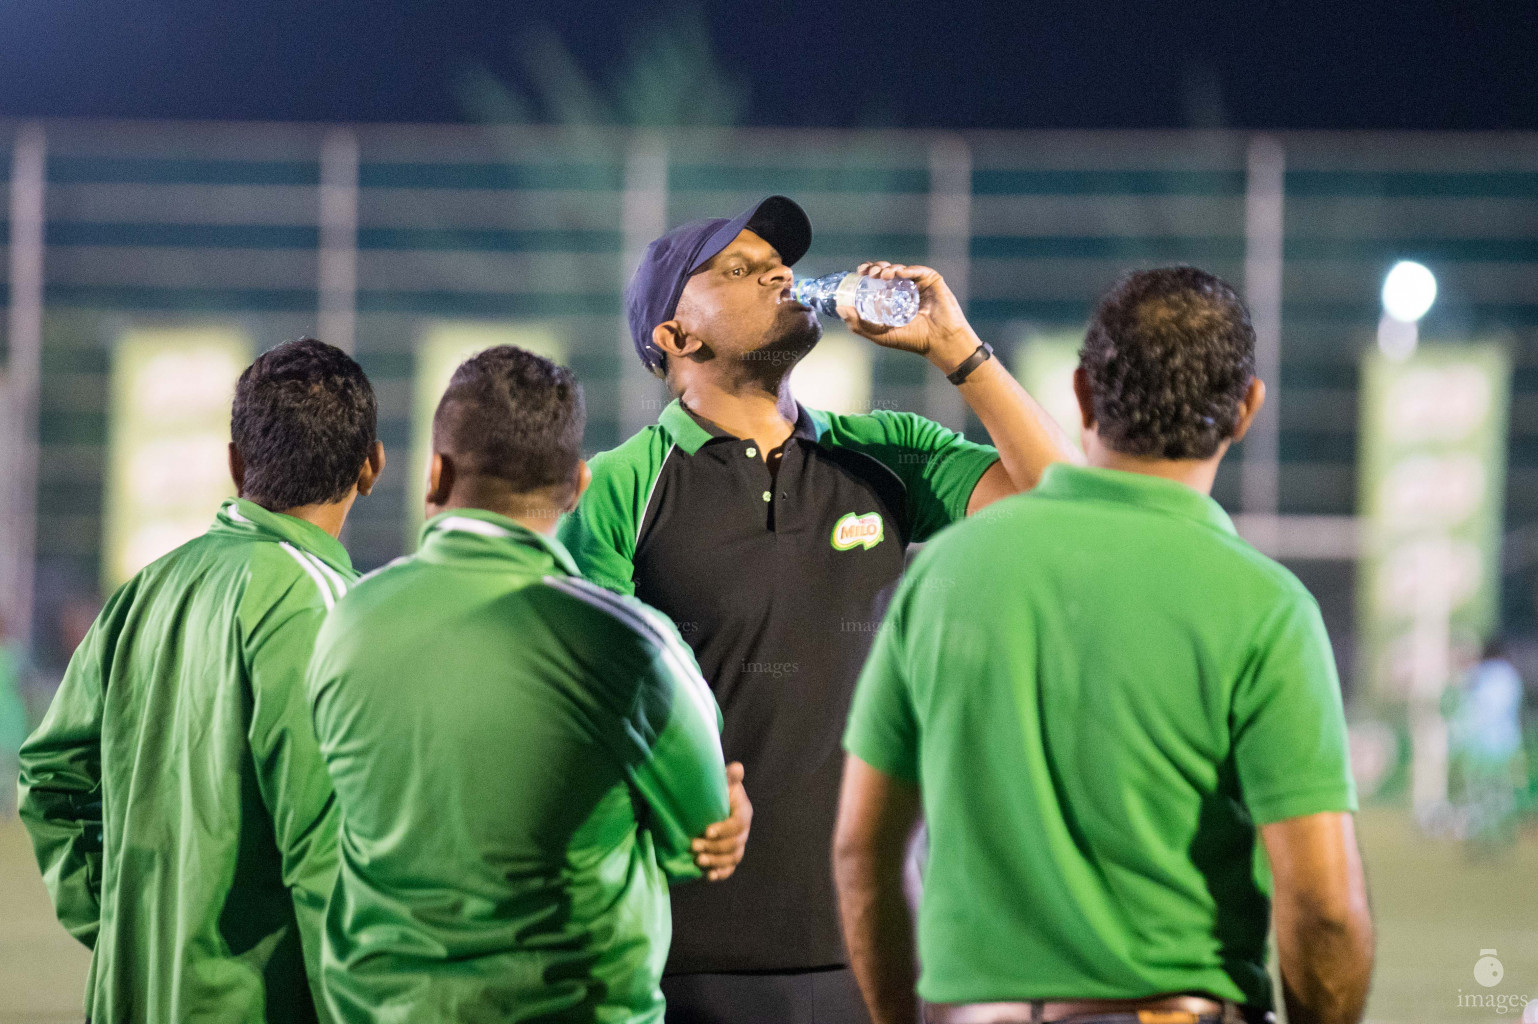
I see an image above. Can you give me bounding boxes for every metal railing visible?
[3,120,1537,661]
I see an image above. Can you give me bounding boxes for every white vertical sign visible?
[104,329,251,587]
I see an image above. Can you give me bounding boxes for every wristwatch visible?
[945,342,994,385]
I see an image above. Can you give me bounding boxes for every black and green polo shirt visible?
[559,398,999,973]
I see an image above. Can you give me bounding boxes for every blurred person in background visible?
[1448,637,1527,849]
[308,347,750,1024]
[18,338,384,1024]
[0,613,28,818]
[560,195,1076,1024]
[835,267,1374,1024]
[56,594,104,663]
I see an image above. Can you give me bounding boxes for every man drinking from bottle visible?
[559,195,1077,1024]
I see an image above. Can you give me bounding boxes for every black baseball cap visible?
[625,195,813,375]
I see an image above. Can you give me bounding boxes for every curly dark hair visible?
[1080,266,1255,460]
[231,337,377,511]
[433,345,585,494]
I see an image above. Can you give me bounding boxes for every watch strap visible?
[945,341,995,385]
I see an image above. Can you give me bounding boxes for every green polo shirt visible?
[844,463,1357,1010]
[308,509,730,1024]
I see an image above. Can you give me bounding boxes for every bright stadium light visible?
[1379,260,1437,361]
[1382,260,1437,323]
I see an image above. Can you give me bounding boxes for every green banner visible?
[1011,330,1083,451]
[406,322,568,543]
[104,327,251,587]
[1357,343,1511,701]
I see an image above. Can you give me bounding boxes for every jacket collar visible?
[417,507,582,577]
[213,498,354,573]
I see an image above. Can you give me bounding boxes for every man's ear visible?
[568,459,592,512]
[1071,367,1096,431]
[228,442,246,496]
[355,441,386,498]
[652,320,702,363]
[426,451,454,510]
[1227,377,1268,445]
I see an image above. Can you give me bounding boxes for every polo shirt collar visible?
[418,506,581,577]
[658,397,828,456]
[214,497,353,574]
[1032,463,1236,536]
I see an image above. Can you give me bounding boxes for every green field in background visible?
[2,807,1534,1024]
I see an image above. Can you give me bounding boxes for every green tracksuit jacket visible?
[307,509,730,1024]
[18,498,353,1024]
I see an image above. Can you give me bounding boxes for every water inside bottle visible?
[791,272,920,327]
[854,277,920,326]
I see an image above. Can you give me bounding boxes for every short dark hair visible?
[433,346,585,493]
[230,337,377,511]
[1080,266,1256,460]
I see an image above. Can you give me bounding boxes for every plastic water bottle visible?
[792,272,920,327]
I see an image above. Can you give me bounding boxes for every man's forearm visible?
[18,704,106,947]
[1275,903,1375,1024]
[18,785,103,947]
[834,845,920,1024]
[927,331,1080,491]
[1263,813,1375,1024]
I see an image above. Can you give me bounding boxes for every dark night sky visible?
[0,0,1535,130]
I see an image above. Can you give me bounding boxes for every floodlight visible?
[1382,261,1437,323]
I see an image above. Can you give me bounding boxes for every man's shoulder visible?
[239,535,353,616]
[130,529,256,608]
[924,487,1314,598]
[306,554,434,666]
[1158,518,1317,610]
[530,575,692,669]
[1227,536,1314,596]
[814,407,928,449]
[105,531,333,649]
[326,553,425,621]
[587,423,675,482]
[567,426,677,550]
[1231,552,1322,637]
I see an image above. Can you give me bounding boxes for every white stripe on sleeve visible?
[301,550,349,601]
[280,542,336,611]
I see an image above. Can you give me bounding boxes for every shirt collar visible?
[417,507,582,577]
[1030,463,1237,536]
[657,398,828,456]
[213,498,354,573]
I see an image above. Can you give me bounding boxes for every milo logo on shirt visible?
[831,512,884,551]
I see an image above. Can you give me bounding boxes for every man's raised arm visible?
[839,261,1081,512]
